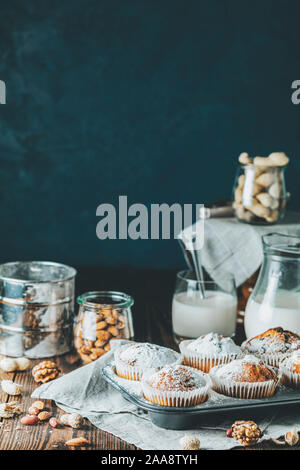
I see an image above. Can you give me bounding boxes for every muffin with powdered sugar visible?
[114,342,182,381]
[179,332,242,373]
[242,327,300,367]
[142,364,209,407]
[209,354,279,399]
[279,351,300,389]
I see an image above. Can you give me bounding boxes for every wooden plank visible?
[0,354,136,450]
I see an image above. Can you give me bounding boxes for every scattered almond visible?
[20,415,39,425]
[28,406,39,416]
[31,400,45,411]
[49,417,59,428]
[65,437,89,447]
[38,411,51,421]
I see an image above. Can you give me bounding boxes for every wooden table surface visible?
[0,267,298,450]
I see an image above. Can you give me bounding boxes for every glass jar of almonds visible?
[233,152,289,225]
[74,291,134,363]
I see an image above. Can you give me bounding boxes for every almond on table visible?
[65,437,89,447]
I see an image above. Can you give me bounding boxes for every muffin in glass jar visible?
[74,291,134,363]
[233,152,289,225]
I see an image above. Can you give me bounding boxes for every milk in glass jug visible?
[245,233,300,338]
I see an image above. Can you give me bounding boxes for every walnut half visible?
[32,361,60,384]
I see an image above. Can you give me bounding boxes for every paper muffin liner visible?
[179,340,242,373]
[279,365,300,389]
[114,345,183,381]
[209,365,278,399]
[241,342,290,368]
[141,368,209,407]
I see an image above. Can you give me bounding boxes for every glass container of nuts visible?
[74,291,134,363]
[233,152,289,225]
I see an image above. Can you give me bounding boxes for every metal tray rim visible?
[102,366,300,416]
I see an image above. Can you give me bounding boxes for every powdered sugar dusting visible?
[118,343,180,368]
[187,333,241,355]
[213,355,263,380]
[244,330,300,355]
[281,351,300,371]
[147,365,206,392]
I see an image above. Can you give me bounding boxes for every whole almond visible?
[28,406,39,416]
[65,437,89,447]
[96,321,107,330]
[107,326,119,336]
[38,411,51,421]
[49,417,59,428]
[226,427,233,438]
[32,400,44,410]
[21,415,39,425]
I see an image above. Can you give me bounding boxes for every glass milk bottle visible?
[172,271,237,342]
[245,233,300,338]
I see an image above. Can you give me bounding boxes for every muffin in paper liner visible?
[242,327,300,368]
[279,354,300,389]
[241,343,290,368]
[280,367,300,389]
[209,362,279,399]
[114,342,183,381]
[141,365,209,407]
[179,337,242,373]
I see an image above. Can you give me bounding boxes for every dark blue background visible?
[0,0,300,269]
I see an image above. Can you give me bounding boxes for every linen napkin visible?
[179,211,300,287]
[31,340,300,450]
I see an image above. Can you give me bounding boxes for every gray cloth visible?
[180,211,300,287]
[32,340,300,450]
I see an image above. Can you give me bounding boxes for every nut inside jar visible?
[75,291,134,363]
[233,152,289,225]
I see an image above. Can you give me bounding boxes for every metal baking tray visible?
[102,365,300,430]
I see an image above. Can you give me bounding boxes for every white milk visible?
[172,291,237,339]
[245,291,300,338]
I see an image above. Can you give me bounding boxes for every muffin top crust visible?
[281,351,300,373]
[117,343,179,368]
[146,365,206,392]
[187,332,241,356]
[212,355,277,383]
[243,327,300,355]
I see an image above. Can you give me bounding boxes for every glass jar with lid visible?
[245,233,300,338]
[74,291,134,363]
